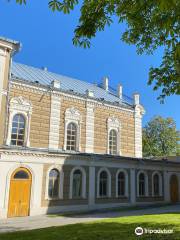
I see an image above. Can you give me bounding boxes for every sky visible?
[1,1,179,129]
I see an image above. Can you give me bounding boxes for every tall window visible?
[11,114,25,146]
[48,169,59,198]
[139,173,145,196]
[66,123,77,151]
[72,169,82,198]
[117,172,125,196]
[153,174,160,196]
[99,171,108,197]
[109,129,117,154]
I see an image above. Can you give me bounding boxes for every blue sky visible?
[1,1,179,128]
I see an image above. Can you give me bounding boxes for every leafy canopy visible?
[143,116,179,157]
[13,0,180,101]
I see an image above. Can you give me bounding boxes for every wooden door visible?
[170,175,179,203]
[8,168,32,218]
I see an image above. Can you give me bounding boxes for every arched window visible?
[99,171,108,197]
[109,129,117,155]
[117,172,125,196]
[48,169,59,198]
[72,169,82,198]
[66,123,77,151]
[153,174,160,196]
[139,173,145,196]
[14,170,29,179]
[11,114,25,146]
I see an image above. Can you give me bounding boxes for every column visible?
[130,169,136,204]
[164,171,170,202]
[88,166,95,208]
[85,102,94,153]
[49,94,61,149]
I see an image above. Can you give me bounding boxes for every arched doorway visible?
[170,174,179,203]
[8,167,32,217]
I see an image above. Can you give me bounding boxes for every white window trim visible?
[45,165,64,200]
[116,169,129,198]
[6,96,32,147]
[97,167,111,198]
[69,166,86,199]
[137,170,149,197]
[107,116,121,155]
[64,107,81,151]
[152,171,163,197]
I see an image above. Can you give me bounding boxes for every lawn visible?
[0,213,180,240]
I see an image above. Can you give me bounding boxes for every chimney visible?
[133,93,140,105]
[86,89,94,97]
[103,77,109,91]
[117,84,123,99]
[51,80,60,89]
[42,66,48,71]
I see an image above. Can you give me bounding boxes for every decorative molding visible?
[49,94,61,149]
[6,96,32,147]
[9,96,32,113]
[65,107,81,122]
[107,116,120,130]
[11,81,135,114]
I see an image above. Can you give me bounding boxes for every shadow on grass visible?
[0,214,179,240]
[48,203,180,218]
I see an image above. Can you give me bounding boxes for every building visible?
[0,37,179,219]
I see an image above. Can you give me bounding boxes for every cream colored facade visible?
[0,37,179,219]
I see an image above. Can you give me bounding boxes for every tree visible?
[142,116,179,157]
[13,0,180,101]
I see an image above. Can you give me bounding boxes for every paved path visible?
[0,204,180,233]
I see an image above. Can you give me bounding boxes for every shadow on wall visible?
[46,154,89,214]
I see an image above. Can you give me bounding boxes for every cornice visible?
[11,79,135,114]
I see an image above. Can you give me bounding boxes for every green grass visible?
[0,213,180,240]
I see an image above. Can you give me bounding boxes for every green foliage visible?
[12,0,180,101]
[143,116,179,157]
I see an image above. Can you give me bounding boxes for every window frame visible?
[45,166,64,200]
[97,168,111,198]
[152,171,163,197]
[116,169,129,198]
[11,114,26,147]
[48,168,60,199]
[69,167,86,199]
[6,97,32,147]
[107,117,121,155]
[137,170,148,197]
[64,108,81,152]
[108,128,118,155]
[66,122,78,151]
